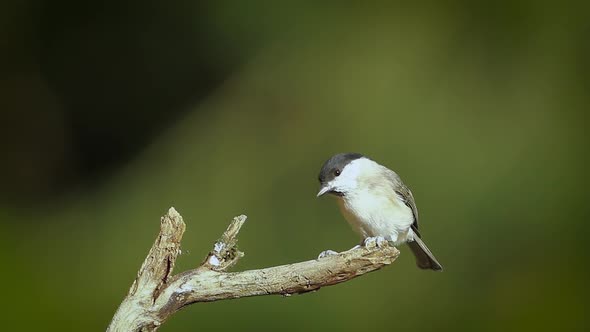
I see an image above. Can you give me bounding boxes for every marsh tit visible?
[317,153,443,271]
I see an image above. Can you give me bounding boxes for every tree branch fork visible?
[107,208,400,331]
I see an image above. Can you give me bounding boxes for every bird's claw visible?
[363,236,388,249]
[317,249,339,259]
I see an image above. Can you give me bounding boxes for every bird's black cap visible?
[318,152,364,184]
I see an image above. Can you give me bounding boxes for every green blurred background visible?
[1,1,588,331]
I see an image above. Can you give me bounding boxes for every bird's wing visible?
[384,168,420,235]
[395,183,420,237]
[392,181,421,237]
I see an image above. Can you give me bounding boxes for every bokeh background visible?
[1,1,588,331]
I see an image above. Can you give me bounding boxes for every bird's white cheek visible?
[334,176,358,193]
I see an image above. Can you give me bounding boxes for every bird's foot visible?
[317,249,339,259]
[363,236,389,249]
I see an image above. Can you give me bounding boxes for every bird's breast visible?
[336,190,414,240]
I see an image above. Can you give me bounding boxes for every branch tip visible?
[201,215,248,271]
[222,214,247,242]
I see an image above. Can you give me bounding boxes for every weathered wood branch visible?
[107,207,400,331]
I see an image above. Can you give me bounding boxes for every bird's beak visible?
[317,185,332,197]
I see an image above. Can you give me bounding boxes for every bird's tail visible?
[407,234,443,271]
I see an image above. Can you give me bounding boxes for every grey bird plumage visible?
[317,152,443,271]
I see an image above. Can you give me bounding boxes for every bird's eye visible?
[334,169,341,176]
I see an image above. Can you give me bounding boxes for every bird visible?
[317,152,443,271]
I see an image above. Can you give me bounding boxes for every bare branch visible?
[107,208,400,332]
